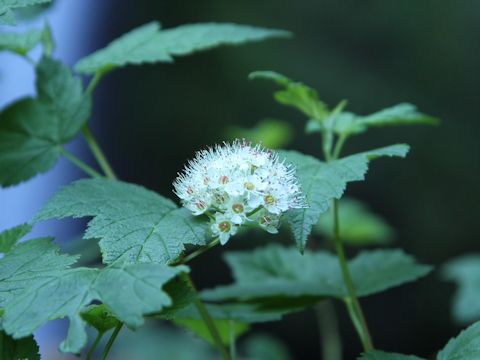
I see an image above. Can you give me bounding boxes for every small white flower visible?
[173,140,308,245]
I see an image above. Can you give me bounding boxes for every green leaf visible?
[249,71,328,121]
[358,350,424,360]
[280,144,409,252]
[0,0,52,25]
[437,321,480,360]
[81,304,120,334]
[243,334,293,360]
[201,245,431,302]
[0,223,31,253]
[75,22,290,75]
[0,57,91,187]
[174,318,248,346]
[314,197,394,247]
[34,178,209,264]
[0,25,49,55]
[325,103,439,137]
[0,237,188,353]
[226,118,293,149]
[442,256,480,324]
[0,331,40,360]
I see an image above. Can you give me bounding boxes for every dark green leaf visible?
[202,245,431,302]
[34,178,209,264]
[226,118,293,149]
[0,57,90,187]
[0,223,31,253]
[358,350,424,360]
[442,256,480,324]
[314,197,394,246]
[75,22,290,75]
[249,71,328,121]
[437,321,480,360]
[0,238,188,353]
[280,144,409,251]
[0,331,40,360]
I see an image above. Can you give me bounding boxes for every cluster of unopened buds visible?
[173,140,307,244]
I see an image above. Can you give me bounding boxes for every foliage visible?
[75,22,290,75]
[314,197,394,246]
[202,245,431,302]
[280,144,409,252]
[442,256,480,324]
[1,2,469,360]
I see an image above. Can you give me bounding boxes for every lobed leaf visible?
[280,144,409,252]
[0,223,31,253]
[0,57,91,187]
[442,256,480,324]
[75,22,291,74]
[314,197,394,247]
[201,245,432,303]
[249,70,328,121]
[0,331,40,360]
[437,321,480,360]
[34,178,209,264]
[0,237,188,353]
[0,0,51,25]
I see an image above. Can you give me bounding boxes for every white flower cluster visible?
[173,140,307,244]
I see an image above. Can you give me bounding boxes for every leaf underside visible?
[0,0,52,25]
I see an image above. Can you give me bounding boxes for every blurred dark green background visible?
[79,1,479,358]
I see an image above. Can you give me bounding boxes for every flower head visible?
[173,140,307,244]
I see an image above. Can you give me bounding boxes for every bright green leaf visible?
[0,0,51,25]
[314,197,394,247]
[0,237,188,353]
[249,71,328,121]
[202,245,431,302]
[358,350,424,360]
[0,331,40,360]
[75,22,290,75]
[0,223,31,253]
[437,321,480,360]
[0,57,91,187]
[174,318,249,346]
[280,144,409,252]
[442,256,480,324]
[34,178,209,264]
[226,118,293,149]
[81,304,120,334]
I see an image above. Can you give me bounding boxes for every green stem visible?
[86,331,104,360]
[229,320,236,360]
[315,301,342,360]
[181,273,231,360]
[60,148,102,178]
[86,72,104,94]
[100,323,123,360]
[82,126,117,179]
[332,133,348,160]
[175,238,220,265]
[332,199,373,351]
